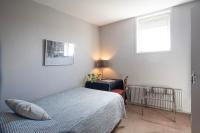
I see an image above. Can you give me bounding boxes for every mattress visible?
[0,87,126,133]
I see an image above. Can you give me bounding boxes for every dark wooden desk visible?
[85,79,124,91]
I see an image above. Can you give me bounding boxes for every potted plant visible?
[87,73,101,83]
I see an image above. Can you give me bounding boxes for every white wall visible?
[0,0,100,111]
[100,2,197,113]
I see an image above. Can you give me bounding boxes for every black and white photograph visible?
[44,40,75,66]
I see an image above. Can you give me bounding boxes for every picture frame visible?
[44,39,75,66]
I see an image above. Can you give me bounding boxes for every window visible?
[136,10,171,53]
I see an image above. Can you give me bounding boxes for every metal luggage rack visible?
[126,85,182,122]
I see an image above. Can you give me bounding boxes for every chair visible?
[112,76,128,104]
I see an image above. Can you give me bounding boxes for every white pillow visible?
[5,99,51,120]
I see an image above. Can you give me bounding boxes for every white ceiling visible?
[33,0,194,26]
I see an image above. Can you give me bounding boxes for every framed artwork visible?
[44,40,75,66]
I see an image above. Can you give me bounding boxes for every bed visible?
[0,87,126,133]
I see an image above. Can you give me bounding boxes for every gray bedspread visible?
[0,87,126,133]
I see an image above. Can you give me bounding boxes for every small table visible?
[85,79,124,91]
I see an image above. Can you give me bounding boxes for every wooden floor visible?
[114,104,191,133]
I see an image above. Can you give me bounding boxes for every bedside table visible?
[85,79,123,91]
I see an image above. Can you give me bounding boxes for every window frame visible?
[136,10,171,54]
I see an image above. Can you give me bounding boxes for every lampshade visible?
[95,60,109,68]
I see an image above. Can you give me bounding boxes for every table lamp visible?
[95,60,109,79]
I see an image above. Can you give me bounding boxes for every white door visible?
[191,3,200,133]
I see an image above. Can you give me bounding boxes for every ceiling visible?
[33,0,194,26]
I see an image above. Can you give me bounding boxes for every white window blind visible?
[136,10,171,53]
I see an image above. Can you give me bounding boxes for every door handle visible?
[192,72,197,85]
